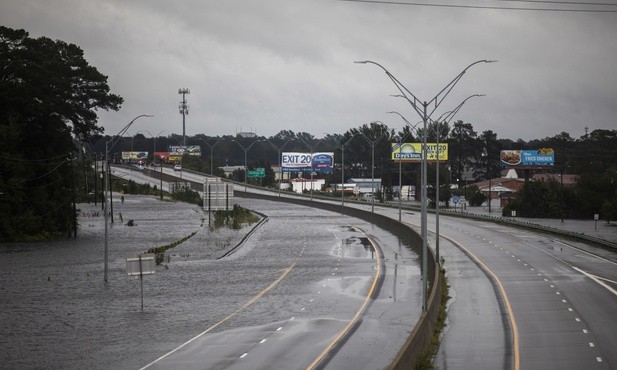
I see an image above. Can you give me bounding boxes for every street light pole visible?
[359,128,386,214]
[145,130,167,164]
[104,114,153,282]
[301,138,327,201]
[432,94,484,262]
[197,138,224,176]
[356,59,494,310]
[233,139,262,191]
[267,139,294,197]
[388,112,422,222]
[338,134,360,207]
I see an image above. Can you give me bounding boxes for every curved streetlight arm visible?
[266,139,294,153]
[387,111,423,137]
[144,129,167,138]
[108,114,153,153]
[357,59,495,120]
[358,121,388,147]
[355,60,425,118]
[429,60,495,114]
[198,137,224,151]
[436,94,485,125]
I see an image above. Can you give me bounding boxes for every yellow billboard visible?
[391,143,448,162]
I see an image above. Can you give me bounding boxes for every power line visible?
[337,0,617,13]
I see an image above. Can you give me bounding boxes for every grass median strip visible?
[146,231,197,265]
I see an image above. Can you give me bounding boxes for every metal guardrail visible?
[437,208,617,250]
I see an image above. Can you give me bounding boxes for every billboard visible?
[391,143,448,162]
[168,145,201,156]
[500,149,554,167]
[282,152,334,173]
[121,151,149,160]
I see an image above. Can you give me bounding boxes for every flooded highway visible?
[0,195,422,369]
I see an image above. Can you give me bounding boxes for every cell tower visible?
[178,88,190,146]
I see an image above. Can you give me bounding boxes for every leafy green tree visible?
[447,121,480,185]
[466,185,486,207]
[473,130,501,181]
[0,26,122,241]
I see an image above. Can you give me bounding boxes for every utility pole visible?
[178,88,190,146]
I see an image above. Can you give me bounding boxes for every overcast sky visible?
[2,0,616,142]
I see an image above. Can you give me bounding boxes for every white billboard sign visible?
[281,152,334,173]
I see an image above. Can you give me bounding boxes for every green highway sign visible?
[247,167,265,178]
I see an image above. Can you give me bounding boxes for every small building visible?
[287,178,326,194]
[330,183,357,195]
[348,178,382,196]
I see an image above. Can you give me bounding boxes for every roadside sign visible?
[126,253,155,311]
[594,214,599,220]
[126,253,155,276]
[247,167,265,178]
[452,195,460,205]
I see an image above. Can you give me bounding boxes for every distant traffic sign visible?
[247,167,265,178]
[452,195,460,205]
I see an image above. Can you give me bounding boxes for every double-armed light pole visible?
[356,59,494,310]
[198,138,224,176]
[431,94,484,262]
[388,111,422,221]
[104,114,153,282]
[144,130,167,162]
[266,139,295,197]
[301,138,328,201]
[359,126,387,213]
[233,139,263,191]
[338,134,361,207]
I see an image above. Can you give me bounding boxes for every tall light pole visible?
[267,139,295,197]
[300,138,327,201]
[388,111,422,222]
[359,127,387,213]
[432,94,484,262]
[198,137,224,176]
[337,134,360,207]
[144,130,167,163]
[178,88,190,146]
[104,114,153,282]
[356,59,495,310]
[233,139,263,191]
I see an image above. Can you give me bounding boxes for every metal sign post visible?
[126,253,156,311]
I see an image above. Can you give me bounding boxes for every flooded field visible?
[0,195,258,369]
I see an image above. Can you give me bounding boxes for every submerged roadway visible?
[117,165,617,370]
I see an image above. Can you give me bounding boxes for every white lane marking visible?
[589,342,595,347]
[554,240,617,266]
[572,266,617,298]
[568,308,573,312]
[259,339,267,344]
[276,327,283,331]
[576,318,581,322]
[240,353,248,359]
[597,357,603,362]
[139,262,297,369]
[583,329,588,334]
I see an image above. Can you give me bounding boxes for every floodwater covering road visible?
[0,194,422,369]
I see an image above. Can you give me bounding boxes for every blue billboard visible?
[500,149,554,167]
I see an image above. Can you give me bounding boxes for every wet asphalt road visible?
[358,204,617,370]
[0,194,422,370]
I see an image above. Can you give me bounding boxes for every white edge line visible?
[572,266,617,297]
